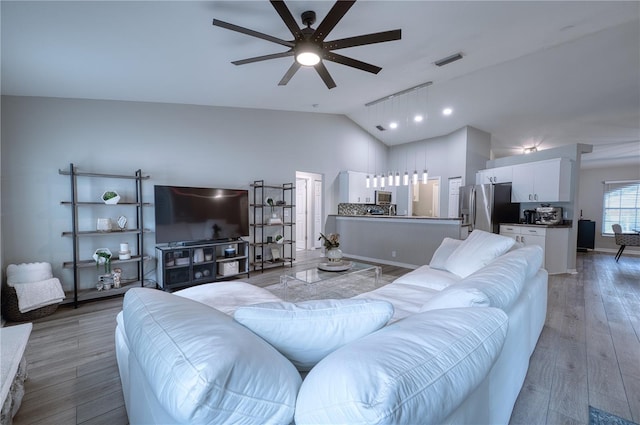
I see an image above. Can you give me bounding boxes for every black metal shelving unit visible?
[59,163,152,307]
[250,180,295,272]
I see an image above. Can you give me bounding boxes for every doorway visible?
[295,171,323,250]
[411,177,441,217]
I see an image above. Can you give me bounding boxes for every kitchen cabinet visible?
[511,158,571,203]
[476,166,513,184]
[500,224,569,274]
[339,171,374,203]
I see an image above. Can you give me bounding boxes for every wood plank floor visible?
[6,251,639,424]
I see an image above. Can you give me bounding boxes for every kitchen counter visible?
[325,215,464,268]
[332,214,462,221]
[502,222,572,228]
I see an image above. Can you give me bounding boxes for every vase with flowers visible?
[319,232,342,262]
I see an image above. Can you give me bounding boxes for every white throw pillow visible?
[7,262,53,286]
[444,230,515,278]
[419,287,490,312]
[429,237,463,270]
[234,299,394,371]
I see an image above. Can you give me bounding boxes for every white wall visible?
[0,95,387,290]
[388,126,479,219]
[579,164,640,254]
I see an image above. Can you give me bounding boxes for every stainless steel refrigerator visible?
[459,183,520,233]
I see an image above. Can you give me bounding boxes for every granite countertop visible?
[332,214,462,220]
[501,222,573,228]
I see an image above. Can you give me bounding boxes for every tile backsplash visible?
[338,203,393,215]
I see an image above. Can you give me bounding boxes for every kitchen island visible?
[325,215,465,268]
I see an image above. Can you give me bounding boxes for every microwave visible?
[375,190,392,205]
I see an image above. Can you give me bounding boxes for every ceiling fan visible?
[212,0,401,89]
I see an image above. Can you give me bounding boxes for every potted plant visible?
[101,190,120,204]
[93,248,112,273]
[319,233,342,262]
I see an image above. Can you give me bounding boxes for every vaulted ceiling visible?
[2,1,639,167]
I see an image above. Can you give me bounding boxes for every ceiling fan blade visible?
[232,51,294,66]
[270,1,304,41]
[212,19,294,48]
[325,29,401,50]
[313,1,356,42]
[315,62,337,89]
[323,52,382,74]
[278,62,301,86]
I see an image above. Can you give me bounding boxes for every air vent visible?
[376,125,386,131]
[435,52,463,67]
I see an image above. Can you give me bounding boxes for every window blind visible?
[602,180,640,234]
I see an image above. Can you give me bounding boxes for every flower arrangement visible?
[319,233,340,249]
[93,248,112,273]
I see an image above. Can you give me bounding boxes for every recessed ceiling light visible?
[442,108,453,116]
[414,115,424,122]
[389,122,398,129]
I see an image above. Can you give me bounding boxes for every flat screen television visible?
[154,185,249,245]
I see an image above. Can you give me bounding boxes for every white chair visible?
[612,224,640,262]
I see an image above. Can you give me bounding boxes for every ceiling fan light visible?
[296,51,320,66]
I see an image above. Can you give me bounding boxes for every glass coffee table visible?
[279,261,383,302]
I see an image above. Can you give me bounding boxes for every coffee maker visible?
[523,209,536,224]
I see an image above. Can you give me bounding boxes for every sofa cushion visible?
[234,299,394,371]
[429,237,463,270]
[444,230,515,278]
[501,245,544,279]
[174,280,282,316]
[455,254,528,311]
[123,288,301,424]
[295,307,509,425]
[391,266,461,290]
[419,287,490,312]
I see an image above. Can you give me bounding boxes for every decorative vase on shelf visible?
[326,247,343,263]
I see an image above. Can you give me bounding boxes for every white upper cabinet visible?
[511,158,572,203]
[476,166,513,184]
[339,171,374,204]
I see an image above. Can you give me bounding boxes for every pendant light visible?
[395,172,400,186]
[373,174,378,188]
[403,171,409,186]
[413,170,419,185]
[422,169,429,184]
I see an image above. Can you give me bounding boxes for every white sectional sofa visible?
[115,230,548,424]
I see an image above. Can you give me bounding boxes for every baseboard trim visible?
[342,253,418,270]
[593,248,640,256]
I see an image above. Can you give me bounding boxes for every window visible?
[602,180,640,235]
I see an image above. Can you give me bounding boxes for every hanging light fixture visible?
[403,171,409,186]
[412,149,418,184]
[422,141,429,184]
[373,174,378,188]
[387,171,393,187]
